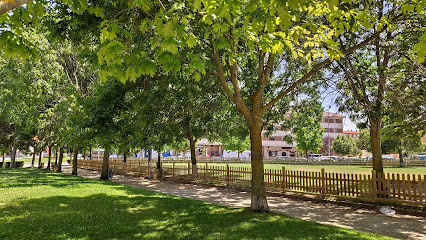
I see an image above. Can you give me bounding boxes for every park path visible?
[60,166,425,240]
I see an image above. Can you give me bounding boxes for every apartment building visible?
[343,130,360,138]
[197,111,348,158]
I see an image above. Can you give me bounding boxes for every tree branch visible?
[263,29,385,112]
[0,0,30,15]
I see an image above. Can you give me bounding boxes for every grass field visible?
[0,168,394,240]
[2,157,62,163]
[162,163,426,175]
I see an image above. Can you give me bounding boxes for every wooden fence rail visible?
[77,159,426,206]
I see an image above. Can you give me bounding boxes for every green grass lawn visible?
[0,168,394,240]
[163,163,426,175]
[4,157,70,163]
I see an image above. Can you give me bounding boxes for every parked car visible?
[177,153,191,159]
[316,156,340,161]
[413,155,426,160]
[309,154,323,160]
[367,155,396,160]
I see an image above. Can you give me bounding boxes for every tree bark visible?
[38,150,42,168]
[72,146,78,175]
[370,117,383,173]
[156,147,163,178]
[398,148,404,167]
[100,146,110,180]
[123,153,127,163]
[10,146,17,168]
[56,147,64,173]
[249,119,269,212]
[31,150,35,168]
[55,148,58,165]
[0,0,31,15]
[89,147,92,160]
[83,148,86,160]
[147,149,152,179]
[2,151,5,164]
[189,137,197,178]
[47,146,51,170]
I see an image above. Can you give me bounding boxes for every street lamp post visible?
[328,111,330,157]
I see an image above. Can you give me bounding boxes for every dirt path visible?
[61,166,425,240]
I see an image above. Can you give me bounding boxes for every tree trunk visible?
[55,148,58,165]
[10,146,16,168]
[238,151,240,158]
[248,119,269,212]
[398,148,404,168]
[305,150,308,160]
[72,146,78,175]
[83,148,86,160]
[31,150,35,168]
[189,137,197,178]
[123,153,127,163]
[156,147,163,178]
[100,146,110,180]
[56,147,64,173]
[370,117,383,173]
[89,147,92,160]
[147,149,152,179]
[38,150,42,168]
[47,146,51,170]
[0,0,31,15]
[2,151,5,163]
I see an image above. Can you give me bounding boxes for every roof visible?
[322,111,345,118]
[343,130,360,134]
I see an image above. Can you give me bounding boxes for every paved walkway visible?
[61,166,425,240]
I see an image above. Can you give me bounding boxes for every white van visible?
[309,154,323,160]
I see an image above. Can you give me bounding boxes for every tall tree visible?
[96,0,422,212]
[334,2,426,173]
[332,135,357,156]
[285,96,325,159]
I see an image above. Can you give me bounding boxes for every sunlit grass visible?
[0,168,395,240]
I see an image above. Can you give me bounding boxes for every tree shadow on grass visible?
[0,178,392,239]
[0,168,101,189]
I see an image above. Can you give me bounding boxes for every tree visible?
[221,135,250,158]
[94,0,425,212]
[284,96,324,159]
[3,0,425,212]
[332,135,355,156]
[333,2,426,173]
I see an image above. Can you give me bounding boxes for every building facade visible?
[197,112,353,158]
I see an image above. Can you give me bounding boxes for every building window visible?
[269,136,275,141]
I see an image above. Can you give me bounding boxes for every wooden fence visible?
[139,157,426,167]
[78,159,426,207]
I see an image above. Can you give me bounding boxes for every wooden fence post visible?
[371,170,377,202]
[321,168,325,198]
[226,164,229,184]
[282,167,286,191]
